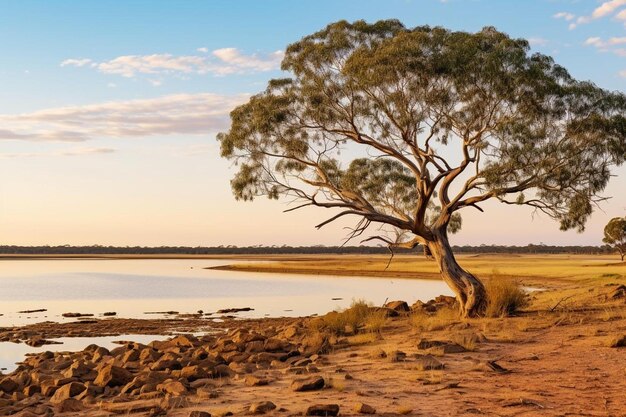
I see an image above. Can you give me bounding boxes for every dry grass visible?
[485,276,528,317]
[310,299,388,336]
[410,306,460,332]
[450,333,479,351]
[364,309,388,334]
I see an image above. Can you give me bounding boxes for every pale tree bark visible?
[426,228,487,317]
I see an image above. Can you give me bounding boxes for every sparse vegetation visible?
[410,306,460,332]
[485,277,528,317]
[309,299,388,336]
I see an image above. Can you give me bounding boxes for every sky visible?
[0,0,625,247]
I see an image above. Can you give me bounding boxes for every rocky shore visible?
[1,286,626,416]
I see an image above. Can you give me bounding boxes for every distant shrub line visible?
[0,244,614,255]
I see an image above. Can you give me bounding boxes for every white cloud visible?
[0,93,248,142]
[197,47,208,53]
[0,147,116,159]
[528,37,549,47]
[592,0,626,19]
[567,0,626,28]
[554,12,575,21]
[60,147,116,156]
[620,70,626,77]
[584,36,626,55]
[61,48,284,82]
[60,58,93,67]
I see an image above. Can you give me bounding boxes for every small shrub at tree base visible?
[485,278,528,317]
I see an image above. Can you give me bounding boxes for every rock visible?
[25,337,62,348]
[244,375,269,386]
[384,300,410,312]
[216,307,253,314]
[53,398,83,413]
[212,364,234,378]
[189,412,212,417]
[180,365,208,381]
[61,312,94,318]
[99,398,164,414]
[157,380,187,396]
[249,401,276,414]
[93,365,132,387]
[102,312,117,316]
[354,403,376,414]
[50,382,86,404]
[417,339,466,353]
[0,377,18,393]
[306,404,339,416]
[610,335,626,347]
[291,376,324,392]
[23,385,41,396]
[414,354,444,371]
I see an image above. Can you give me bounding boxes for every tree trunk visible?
[427,228,487,318]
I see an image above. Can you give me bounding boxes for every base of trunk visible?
[427,230,487,318]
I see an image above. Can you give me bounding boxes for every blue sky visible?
[0,0,624,246]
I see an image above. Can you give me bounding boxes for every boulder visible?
[244,375,269,386]
[0,378,19,393]
[180,365,208,381]
[291,376,324,392]
[384,300,410,312]
[93,365,132,387]
[306,404,339,416]
[157,380,187,396]
[354,403,376,414]
[249,401,276,414]
[50,382,86,404]
[53,398,83,413]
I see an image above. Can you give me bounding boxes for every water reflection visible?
[0,259,451,326]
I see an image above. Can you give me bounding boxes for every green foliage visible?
[219,19,625,244]
[603,217,626,260]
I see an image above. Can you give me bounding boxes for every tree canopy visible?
[219,20,626,247]
[603,217,626,261]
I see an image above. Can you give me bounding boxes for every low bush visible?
[485,277,528,317]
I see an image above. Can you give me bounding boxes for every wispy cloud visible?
[61,48,284,82]
[559,0,626,29]
[584,36,626,56]
[527,37,549,47]
[620,69,626,77]
[0,147,116,159]
[0,93,248,142]
[60,58,93,67]
[553,12,575,21]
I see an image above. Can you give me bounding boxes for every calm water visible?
[0,258,451,370]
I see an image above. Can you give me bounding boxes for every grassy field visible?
[214,253,625,284]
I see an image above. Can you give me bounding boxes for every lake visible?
[0,258,451,370]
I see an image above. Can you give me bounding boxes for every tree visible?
[218,20,626,317]
[603,217,626,261]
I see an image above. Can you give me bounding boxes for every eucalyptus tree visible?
[218,20,626,317]
[603,217,626,261]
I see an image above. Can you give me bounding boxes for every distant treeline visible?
[0,244,614,255]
